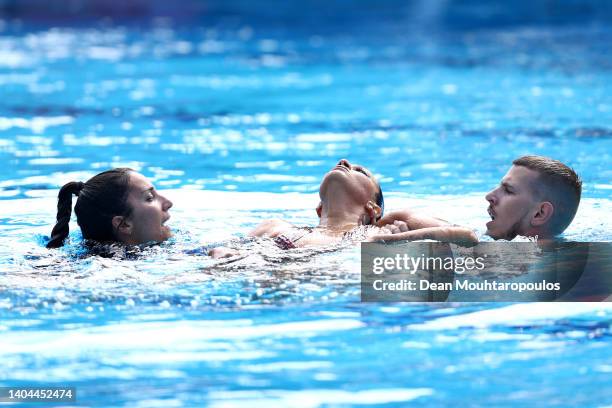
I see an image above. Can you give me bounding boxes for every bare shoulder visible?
[249,219,295,238]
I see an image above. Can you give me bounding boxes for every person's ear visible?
[362,201,382,225]
[316,202,322,218]
[531,201,554,227]
[112,215,132,238]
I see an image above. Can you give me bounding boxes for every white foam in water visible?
[0,319,365,356]
[411,303,612,330]
[0,190,610,324]
[206,388,434,407]
[0,190,610,299]
[0,115,74,133]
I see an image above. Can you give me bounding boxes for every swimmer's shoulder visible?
[249,218,297,238]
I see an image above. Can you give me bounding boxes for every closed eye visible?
[142,187,156,202]
[354,166,369,177]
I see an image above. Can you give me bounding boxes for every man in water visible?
[485,155,582,240]
[484,156,609,302]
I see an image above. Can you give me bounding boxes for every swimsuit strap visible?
[274,234,297,250]
[291,226,314,244]
[274,227,314,250]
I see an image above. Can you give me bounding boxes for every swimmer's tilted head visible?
[318,159,384,225]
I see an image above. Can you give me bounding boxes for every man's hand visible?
[381,220,409,234]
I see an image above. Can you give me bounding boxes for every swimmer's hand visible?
[208,246,239,259]
[379,220,409,234]
[367,226,479,248]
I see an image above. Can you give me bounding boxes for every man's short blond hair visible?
[513,155,582,235]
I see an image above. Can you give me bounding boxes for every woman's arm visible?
[249,219,294,238]
[368,226,479,247]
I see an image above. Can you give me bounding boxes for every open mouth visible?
[161,216,170,226]
[487,207,495,221]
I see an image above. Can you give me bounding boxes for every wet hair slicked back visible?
[374,185,384,220]
[513,155,582,235]
[47,168,133,248]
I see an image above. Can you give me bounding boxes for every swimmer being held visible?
[250,159,477,248]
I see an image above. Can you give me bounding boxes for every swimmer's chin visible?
[161,227,173,241]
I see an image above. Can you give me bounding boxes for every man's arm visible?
[368,226,478,247]
[376,209,451,230]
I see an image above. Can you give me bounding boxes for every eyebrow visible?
[501,181,515,190]
[140,187,155,194]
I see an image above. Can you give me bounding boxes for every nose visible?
[161,194,173,211]
[485,188,497,205]
[338,158,351,168]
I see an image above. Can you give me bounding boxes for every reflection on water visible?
[1,23,612,199]
[1,6,612,406]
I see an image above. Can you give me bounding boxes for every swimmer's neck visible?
[317,205,364,232]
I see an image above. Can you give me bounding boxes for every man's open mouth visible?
[487,207,495,220]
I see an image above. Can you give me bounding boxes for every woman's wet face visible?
[320,159,380,205]
[122,172,173,245]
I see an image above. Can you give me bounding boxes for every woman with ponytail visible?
[47,168,173,248]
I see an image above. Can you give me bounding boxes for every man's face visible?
[485,165,540,240]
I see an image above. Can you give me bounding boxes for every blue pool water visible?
[1,2,612,406]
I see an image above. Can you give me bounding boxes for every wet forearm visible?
[371,226,478,247]
[378,210,450,230]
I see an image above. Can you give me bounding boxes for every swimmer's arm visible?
[249,219,295,238]
[376,209,451,230]
[203,219,294,259]
[208,246,239,259]
[368,226,479,247]
[185,244,241,259]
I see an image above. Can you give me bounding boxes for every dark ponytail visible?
[47,181,85,248]
[47,168,133,249]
